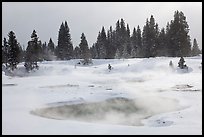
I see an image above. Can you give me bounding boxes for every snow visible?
[2,55,202,135]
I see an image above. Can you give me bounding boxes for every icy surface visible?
[2,56,202,135]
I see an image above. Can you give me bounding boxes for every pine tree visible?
[122,44,129,59]
[154,23,160,56]
[130,27,137,58]
[56,22,65,59]
[47,38,56,60]
[2,37,9,66]
[37,40,43,61]
[157,28,167,56]
[47,38,55,53]
[179,11,191,56]
[136,25,142,57]
[168,11,191,57]
[120,18,128,57]
[115,19,122,57]
[56,21,73,60]
[106,26,116,59]
[115,48,121,59]
[142,19,150,58]
[125,24,131,57]
[24,30,41,71]
[95,27,107,59]
[42,42,48,60]
[165,22,171,56]
[17,43,24,63]
[191,38,201,56]
[149,15,157,57]
[64,21,73,59]
[79,33,92,65]
[73,46,81,59]
[7,31,21,71]
[141,15,159,57]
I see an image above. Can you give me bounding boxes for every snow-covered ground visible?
[2,56,202,135]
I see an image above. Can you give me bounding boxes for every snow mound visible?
[175,67,193,73]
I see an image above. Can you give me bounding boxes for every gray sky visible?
[2,2,202,50]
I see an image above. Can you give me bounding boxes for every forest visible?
[2,10,201,71]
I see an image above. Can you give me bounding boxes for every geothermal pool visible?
[31,97,181,126]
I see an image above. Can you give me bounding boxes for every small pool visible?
[31,97,181,126]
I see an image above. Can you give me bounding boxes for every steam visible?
[31,97,181,126]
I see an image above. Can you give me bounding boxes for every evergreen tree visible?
[157,28,167,56]
[149,15,157,57]
[24,30,41,71]
[56,22,65,59]
[112,18,130,58]
[115,48,121,59]
[64,21,73,59]
[90,11,193,58]
[106,28,112,59]
[115,19,122,57]
[154,23,160,56]
[42,42,48,60]
[17,43,24,63]
[38,40,43,61]
[95,27,107,59]
[2,37,9,65]
[125,24,131,57]
[130,27,137,58]
[119,18,128,56]
[79,33,92,65]
[142,19,151,58]
[106,26,116,59]
[168,11,191,57]
[122,44,129,59]
[165,22,171,56]
[142,15,158,57]
[47,38,55,53]
[56,21,73,60]
[73,46,81,59]
[191,38,201,56]
[90,43,99,59]
[7,31,21,71]
[136,25,142,57]
[47,38,56,60]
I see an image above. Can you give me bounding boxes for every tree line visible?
[2,10,202,71]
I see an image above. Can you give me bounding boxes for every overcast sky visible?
[2,2,202,49]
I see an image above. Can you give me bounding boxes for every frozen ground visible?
[2,56,202,135]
